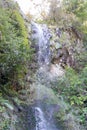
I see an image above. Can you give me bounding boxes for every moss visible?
[13,10,28,45]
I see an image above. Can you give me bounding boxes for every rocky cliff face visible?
[49,25,84,69]
[31,23,84,71]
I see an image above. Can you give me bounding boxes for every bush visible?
[0,4,32,90]
[53,67,87,126]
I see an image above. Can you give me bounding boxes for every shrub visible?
[0,5,32,90]
[53,67,87,125]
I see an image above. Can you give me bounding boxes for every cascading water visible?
[35,107,47,130]
[31,22,51,66]
[35,107,59,130]
[31,22,62,130]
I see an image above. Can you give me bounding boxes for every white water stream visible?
[31,22,61,130]
[35,107,47,130]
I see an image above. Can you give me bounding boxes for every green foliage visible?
[11,10,29,45]
[53,67,87,125]
[0,119,10,130]
[63,0,87,37]
[0,1,32,90]
[64,0,87,21]
[0,95,11,130]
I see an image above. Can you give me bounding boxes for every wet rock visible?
[18,95,27,101]
[56,28,62,38]
[18,90,27,95]
[27,106,36,130]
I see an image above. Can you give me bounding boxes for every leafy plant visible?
[53,67,87,126]
[0,2,32,90]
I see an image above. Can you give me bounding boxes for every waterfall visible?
[35,107,59,130]
[31,22,51,66]
[35,107,47,130]
[31,22,61,130]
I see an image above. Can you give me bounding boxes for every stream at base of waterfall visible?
[35,107,59,130]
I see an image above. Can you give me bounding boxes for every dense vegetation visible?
[46,0,87,128]
[0,0,31,91]
[0,0,33,129]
